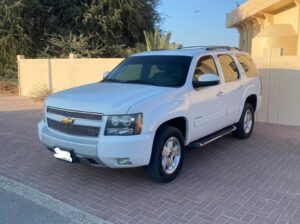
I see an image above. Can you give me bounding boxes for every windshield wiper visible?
[125,80,161,86]
[102,78,127,84]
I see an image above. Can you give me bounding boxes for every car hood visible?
[46,82,172,114]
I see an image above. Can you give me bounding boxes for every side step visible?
[188,125,236,148]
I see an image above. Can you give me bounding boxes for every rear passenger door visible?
[217,54,244,125]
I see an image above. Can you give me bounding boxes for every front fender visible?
[150,100,188,133]
[128,91,190,134]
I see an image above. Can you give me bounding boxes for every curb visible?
[0,175,112,224]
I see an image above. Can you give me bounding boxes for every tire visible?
[145,125,185,183]
[233,103,255,139]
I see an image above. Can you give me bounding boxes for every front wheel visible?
[145,125,185,183]
[233,103,255,139]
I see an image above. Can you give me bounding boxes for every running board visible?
[188,125,236,148]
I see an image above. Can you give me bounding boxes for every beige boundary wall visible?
[18,51,300,126]
[254,48,300,126]
[17,54,124,97]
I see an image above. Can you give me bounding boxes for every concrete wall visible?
[226,0,300,126]
[273,5,299,30]
[226,0,300,56]
[18,50,300,126]
[254,48,300,126]
[226,0,291,27]
[17,54,124,96]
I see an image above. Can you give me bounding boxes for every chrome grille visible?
[47,118,100,137]
[47,107,102,121]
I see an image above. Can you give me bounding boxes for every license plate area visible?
[53,147,74,163]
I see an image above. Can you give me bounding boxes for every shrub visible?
[0,78,18,95]
[29,83,51,101]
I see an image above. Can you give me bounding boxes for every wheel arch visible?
[154,116,189,145]
[245,94,257,111]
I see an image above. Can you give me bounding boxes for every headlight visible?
[105,113,143,136]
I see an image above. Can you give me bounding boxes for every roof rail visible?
[205,46,239,51]
[178,46,239,51]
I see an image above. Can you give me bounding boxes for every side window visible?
[218,54,239,83]
[236,54,259,78]
[193,55,218,81]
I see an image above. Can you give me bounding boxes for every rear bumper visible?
[38,121,154,168]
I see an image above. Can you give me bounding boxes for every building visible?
[227,0,300,56]
[226,0,300,126]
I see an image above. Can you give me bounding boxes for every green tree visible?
[124,30,182,56]
[143,30,181,51]
[0,0,162,80]
[0,0,33,80]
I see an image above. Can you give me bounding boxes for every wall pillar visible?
[247,21,255,53]
[250,16,265,55]
[294,0,300,56]
[17,55,25,96]
[242,23,250,52]
[238,23,248,51]
[297,8,300,56]
[47,59,53,93]
[236,26,244,50]
[69,53,77,88]
[242,21,255,53]
[251,16,264,36]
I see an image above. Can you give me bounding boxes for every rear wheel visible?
[233,103,255,139]
[145,125,185,183]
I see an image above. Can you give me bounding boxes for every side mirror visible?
[193,74,220,88]
[102,71,110,79]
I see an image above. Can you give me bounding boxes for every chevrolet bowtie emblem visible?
[61,117,74,125]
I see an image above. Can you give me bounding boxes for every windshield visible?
[103,55,192,87]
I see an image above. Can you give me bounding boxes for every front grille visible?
[47,107,103,121]
[47,118,100,137]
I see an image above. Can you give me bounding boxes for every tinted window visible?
[117,64,142,81]
[104,56,192,87]
[236,54,259,78]
[193,55,218,81]
[218,54,239,83]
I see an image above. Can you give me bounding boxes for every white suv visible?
[38,46,262,182]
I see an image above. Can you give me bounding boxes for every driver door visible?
[188,55,228,142]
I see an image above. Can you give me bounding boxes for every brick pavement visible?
[0,96,300,224]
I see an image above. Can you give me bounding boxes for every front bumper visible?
[38,121,154,168]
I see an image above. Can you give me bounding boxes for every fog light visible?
[117,158,132,165]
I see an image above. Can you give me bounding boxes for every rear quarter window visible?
[218,54,239,83]
[236,54,259,78]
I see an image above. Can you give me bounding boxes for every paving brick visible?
[188,217,203,224]
[241,212,255,223]
[214,215,229,224]
[0,96,300,224]
[294,207,300,219]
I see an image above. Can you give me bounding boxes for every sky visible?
[158,0,247,47]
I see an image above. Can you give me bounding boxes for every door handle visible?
[216,91,225,97]
[239,85,245,91]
